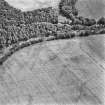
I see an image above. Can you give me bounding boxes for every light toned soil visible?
[5,0,60,11]
[76,0,105,19]
[0,35,104,105]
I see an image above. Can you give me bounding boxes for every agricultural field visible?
[76,0,105,19]
[0,34,104,105]
[0,0,105,105]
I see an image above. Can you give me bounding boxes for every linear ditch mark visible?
[80,42,105,73]
[0,32,103,104]
[44,44,102,104]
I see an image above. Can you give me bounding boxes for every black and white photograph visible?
[0,0,105,105]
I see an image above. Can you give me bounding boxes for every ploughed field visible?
[0,34,104,105]
[0,0,105,105]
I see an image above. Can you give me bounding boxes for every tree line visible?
[0,0,105,50]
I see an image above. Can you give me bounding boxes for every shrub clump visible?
[97,17,105,25]
[76,16,96,26]
[59,0,78,19]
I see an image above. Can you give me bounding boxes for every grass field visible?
[0,34,104,105]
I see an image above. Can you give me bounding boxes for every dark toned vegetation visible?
[75,17,96,26]
[97,17,105,25]
[0,22,57,48]
[58,0,96,27]
[0,0,58,49]
[0,0,105,64]
[59,0,78,19]
[0,0,58,26]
